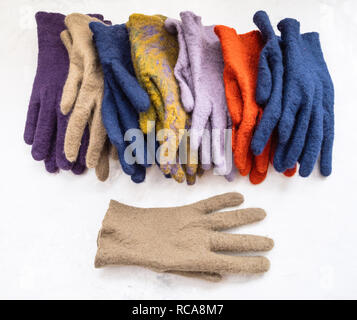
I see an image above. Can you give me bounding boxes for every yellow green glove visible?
[127,14,193,183]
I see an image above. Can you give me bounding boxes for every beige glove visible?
[60,13,107,169]
[61,27,112,182]
[95,193,273,281]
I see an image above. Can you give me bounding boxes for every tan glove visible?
[95,193,273,281]
[60,13,107,169]
[61,26,112,182]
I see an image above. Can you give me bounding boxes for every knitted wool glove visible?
[214,26,273,184]
[60,13,108,171]
[274,19,334,177]
[165,12,234,181]
[95,193,273,281]
[89,22,151,183]
[127,14,194,184]
[24,12,93,174]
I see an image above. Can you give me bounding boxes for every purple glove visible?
[165,11,234,180]
[24,12,103,174]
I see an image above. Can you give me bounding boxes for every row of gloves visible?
[24,10,334,185]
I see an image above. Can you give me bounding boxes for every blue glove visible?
[251,11,284,156]
[274,18,334,177]
[90,22,151,183]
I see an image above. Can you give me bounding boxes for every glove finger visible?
[44,142,59,173]
[211,107,228,169]
[95,139,110,182]
[208,253,270,273]
[165,18,195,112]
[222,69,243,125]
[255,51,272,106]
[60,30,73,55]
[70,126,89,175]
[191,192,244,213]
[253,112,272,174]
[252,64,283,155]
[282,93,314,170]
[210,233,274,252]
[235,116,257,171]
[144,76,166,124]
[206,207,266,230]
[249,163,268,184]
[60,63,82,115]
[320,99,334,176]
[31,89,57,161]
[200,122,212,170]
[109,79,150,167]
[24,93,41,145]
[168,162,186,183]
[55,109,73,170]
[111,62,150,113]
[102,88,136,175]
[64,94,92,163]
[278,84,302,143]
[299,91,324,177]
[86,96,107,168]
[130,165,146,183]
[283,165,297,177]
[253,11,276,41]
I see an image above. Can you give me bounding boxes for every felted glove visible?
[251,11,298,177]
[273,18,334,177]
[89,22,151,183]
[165,12,233,181]
[127,14,193,184]
[95,193,273,281]
[60,13,109,170]
[24,12,91,175]
[250,11,285,156]
[60,26,113,182]
[214,26,273,184]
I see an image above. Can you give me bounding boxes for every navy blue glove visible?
[90,22,151,183]
[251,11,284,156]
[274,18,334,177]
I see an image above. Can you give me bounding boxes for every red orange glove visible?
[215,26,296,184]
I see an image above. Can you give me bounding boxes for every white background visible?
[0,0,356,300]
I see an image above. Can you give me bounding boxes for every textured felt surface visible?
[24,12,91,174]
[96,193,273,281]
[165,12,235,181]
[90,22,151,183]
[273,18,334,177]
[127,14,199,184]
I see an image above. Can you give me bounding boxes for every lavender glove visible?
[24,12,103,174]
[165,12,233,180]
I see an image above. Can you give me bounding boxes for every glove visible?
[126,14,192,183]
[165,12,233,181]
[214,26,272,184]
[274,18,334,177]
[24,12,93,175]
[60,24,113,182]
[89,22,151,183]
[251,11,298,177]
[95,192,273,281]
[250,11,284,156]
[60,13,108,170]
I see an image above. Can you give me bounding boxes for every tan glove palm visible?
[95,193,273,280]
